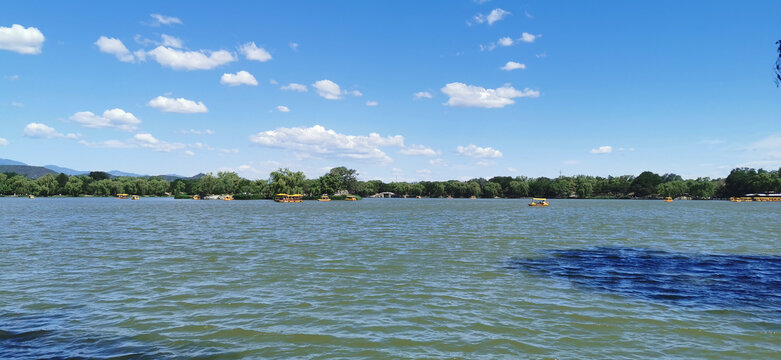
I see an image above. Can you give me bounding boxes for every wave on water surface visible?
[509,247,781,309]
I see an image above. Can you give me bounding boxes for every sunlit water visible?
[1,198,779,359]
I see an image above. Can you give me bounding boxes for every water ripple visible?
[509,247,781,309]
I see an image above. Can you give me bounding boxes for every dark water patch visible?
[509,247,781,309]
[0,326,169,360]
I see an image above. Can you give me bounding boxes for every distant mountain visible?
[0,158,27,166]
[107,170,145,177]
[43,165,88,176]
[0,165,56,179]
[0,158,201,180]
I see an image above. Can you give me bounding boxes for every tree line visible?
[1,167,779,199]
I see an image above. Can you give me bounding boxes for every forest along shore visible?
[1,166,778,200]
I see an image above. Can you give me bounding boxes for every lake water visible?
[1,198,779,359]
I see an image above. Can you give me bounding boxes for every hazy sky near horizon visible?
[2,1,780,181]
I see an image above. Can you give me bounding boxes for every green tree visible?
[551,178,573,198]
[218,172,242,194]
[269,168,306,195]
[56,173,69,193]
[482,182,501,198]
[508,180,529,198]
[575,178,594,198]
[37,173,58,196]
[328,166,358,193]
[0,173,9,195]
[64,176,83,196]
[657,180,687,198]
[89,171,111,181]
[687,178,716,199]
[630,171,662,197]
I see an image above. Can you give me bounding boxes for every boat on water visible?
[345,195,357,201]
[28,195,34,199]
[193,195,200,200]
[415,196,422,199]
[130,195,140,200]
[116,193,129,199]
[664,197,673,202]
[470,196,477,199]
[223,195,233,201]
[318,194,331,202]
[275,193,303,203]
[529,198,549,207]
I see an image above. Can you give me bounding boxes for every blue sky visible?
[2,1,780,181]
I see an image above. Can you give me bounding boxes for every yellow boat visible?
[116,193,129,199]
[223,195,233,201]
[345,195,357,201]
[275,193,303,203]
[131,195,140,200]
[318,194,331,202]
[193,194,200,200]
[529,198,549,207]
[664,197,673,202]
[415,195,422,199]
[28,195,35,199]
[470,196,477,199]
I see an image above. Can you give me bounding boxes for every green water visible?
[1,198,778,359]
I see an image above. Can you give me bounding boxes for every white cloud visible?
[473,8,511,25]
[276,105,290,112]
[147,96,208,113]
[312,79,342,100]
[143,46,236,70]
[414,91,433,99]
[81,133,185,152]
[161,34,183,48]
[400,144,437,156]
[480,43,497,52]
[347,90,363,97]
[8,75,19,80]
[78,139,133,148]
[519,32,539,43]
[501,61,526,71]
[70,108,141,131]
[23,123,79,139]
[249,125,404,163]
[0,138,8,146]
[184,150,195,156]
[536,52,547,58]
[0,24,45,55]
[476,160,496,167]
[11,101,24,107]
[269,79,279,85]
[220,70,258,86]
[133,133,185,152]
[179,129,214,135]
[457,144,503,158]
[281,83,307,92]
[289,42,299,50]
[483,33,540,51]
[429,158,449,166]
[498,37,514,47]
[441,82,540,108]
[365,100,378,106]
[589,146,613,154]
[149,14,182,26]
[95,36,135,62]
[240,42,272,62]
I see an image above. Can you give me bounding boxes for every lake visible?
[1,198,779,359]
